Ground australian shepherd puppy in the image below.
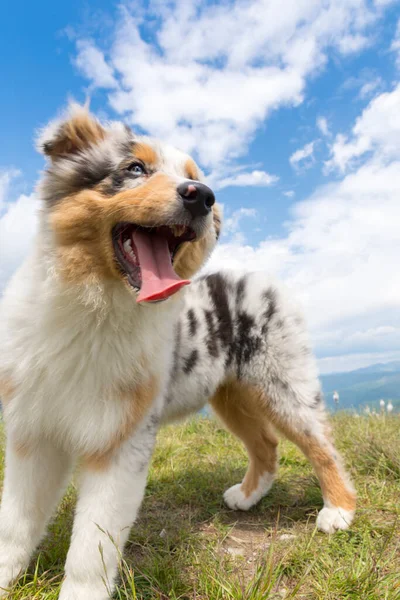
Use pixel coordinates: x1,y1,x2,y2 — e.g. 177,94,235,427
0,106,355,599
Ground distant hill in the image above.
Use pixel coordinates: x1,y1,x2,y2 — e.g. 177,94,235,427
321,361,400,412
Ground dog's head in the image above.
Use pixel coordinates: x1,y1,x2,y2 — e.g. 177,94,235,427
37,105,221,303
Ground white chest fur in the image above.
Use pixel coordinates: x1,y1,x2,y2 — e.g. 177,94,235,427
0,256,180,457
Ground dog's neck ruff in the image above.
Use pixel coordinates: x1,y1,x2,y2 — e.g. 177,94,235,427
0,236,183,457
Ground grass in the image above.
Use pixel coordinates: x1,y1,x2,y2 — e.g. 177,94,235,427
0,414,399,599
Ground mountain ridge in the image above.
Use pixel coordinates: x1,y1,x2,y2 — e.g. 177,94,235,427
320,360,400,412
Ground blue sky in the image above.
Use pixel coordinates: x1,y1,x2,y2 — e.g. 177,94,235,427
1,0,400,373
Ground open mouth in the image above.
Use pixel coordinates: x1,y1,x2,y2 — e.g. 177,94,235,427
112,223,197,303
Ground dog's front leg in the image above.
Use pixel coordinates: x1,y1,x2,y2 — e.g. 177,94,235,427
0,436,72,596
59,409,159,600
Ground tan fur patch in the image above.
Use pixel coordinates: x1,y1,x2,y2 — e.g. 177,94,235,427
173,232,214,280
83,376,159,470
184,158,200,181
44,113,106,160
133,142,159,168
288,431,356,510
0,378,15,405
212,203,222,240
210,381,278,498
262,393,356,511
50,174,177,286
14,440,32,458
173,204,221,279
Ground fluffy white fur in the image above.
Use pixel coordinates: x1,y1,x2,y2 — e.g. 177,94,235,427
316,506,355,534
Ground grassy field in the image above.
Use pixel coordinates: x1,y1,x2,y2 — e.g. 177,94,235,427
0,414,399,599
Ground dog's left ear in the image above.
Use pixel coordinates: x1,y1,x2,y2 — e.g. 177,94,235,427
37,104,106,161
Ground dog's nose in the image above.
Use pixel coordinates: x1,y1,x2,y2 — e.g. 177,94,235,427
177,181,215,218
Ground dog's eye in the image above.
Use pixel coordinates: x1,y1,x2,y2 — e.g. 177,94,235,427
126,162,146,176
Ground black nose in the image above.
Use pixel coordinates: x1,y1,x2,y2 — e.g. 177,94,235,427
177,181,215,218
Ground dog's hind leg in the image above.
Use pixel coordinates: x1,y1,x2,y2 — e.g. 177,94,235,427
211,375,356,533
269,400,356,533
240,377,356,533
210,381,279,511
0,436,71,595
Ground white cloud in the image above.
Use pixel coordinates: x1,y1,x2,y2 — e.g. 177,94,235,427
0,192,39,291
340,70,384,99
74,40,117,89
0,169,21,212
224,207,257,232
318,350,400,374
216,170,278,190
391,18,400,68
74,0,392,170
326,84,400,172
316,116,330,137
0,167,39,291
337,34,370,55
358,77,383,99
283,190,295,198
289,140,316,170
374,0,399,5
206,157,400,367
222,207,257,244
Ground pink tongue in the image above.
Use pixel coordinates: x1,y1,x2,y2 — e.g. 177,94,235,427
132,230,190,303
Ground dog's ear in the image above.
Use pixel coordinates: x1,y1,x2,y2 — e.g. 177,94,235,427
37,104,106,161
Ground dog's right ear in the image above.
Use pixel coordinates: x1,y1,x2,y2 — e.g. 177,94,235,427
37,104,106,161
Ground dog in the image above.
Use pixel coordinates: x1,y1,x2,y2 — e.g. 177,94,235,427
0,106,356,600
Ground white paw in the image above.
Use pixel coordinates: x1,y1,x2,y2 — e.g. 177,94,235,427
0,564,20,597
224,473,274,511
316,507,354,534
59,580,110,600
0,558,27,597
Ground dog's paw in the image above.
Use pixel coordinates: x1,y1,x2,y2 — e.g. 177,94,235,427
316,507,354,534
0,564,20,597
223,473,274,511
59,580,110,600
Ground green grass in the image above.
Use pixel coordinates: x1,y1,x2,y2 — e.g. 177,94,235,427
1,414,399,599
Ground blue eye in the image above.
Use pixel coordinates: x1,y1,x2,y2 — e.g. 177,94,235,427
127,162,146,176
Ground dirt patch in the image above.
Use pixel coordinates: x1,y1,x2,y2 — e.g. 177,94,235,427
199,520,270,580
222,523,271,555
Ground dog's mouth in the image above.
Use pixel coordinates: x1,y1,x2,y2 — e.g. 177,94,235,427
112,223,197,303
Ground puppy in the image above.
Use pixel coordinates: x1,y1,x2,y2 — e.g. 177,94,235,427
0,106,355,599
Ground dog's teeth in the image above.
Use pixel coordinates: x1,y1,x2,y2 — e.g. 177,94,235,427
123,239,132,253
123,239,137,262
172,225,186,237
